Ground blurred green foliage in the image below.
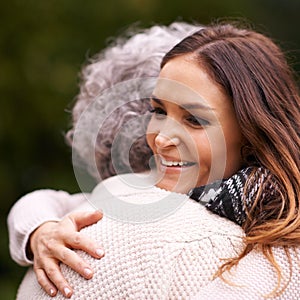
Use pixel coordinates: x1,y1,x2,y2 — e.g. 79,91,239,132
1,0,299,298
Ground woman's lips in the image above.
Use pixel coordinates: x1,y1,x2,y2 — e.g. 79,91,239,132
160,157,196,168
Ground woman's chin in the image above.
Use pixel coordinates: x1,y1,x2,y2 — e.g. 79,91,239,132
155,177,193,194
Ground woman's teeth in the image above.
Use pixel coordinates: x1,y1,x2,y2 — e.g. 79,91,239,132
161,158,192,167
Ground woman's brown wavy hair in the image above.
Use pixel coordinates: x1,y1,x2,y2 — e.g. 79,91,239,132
161,23,300,295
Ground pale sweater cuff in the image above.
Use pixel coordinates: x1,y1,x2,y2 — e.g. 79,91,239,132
7,189,86,266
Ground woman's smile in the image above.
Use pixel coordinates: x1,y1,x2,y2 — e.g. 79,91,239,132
160,157,196,168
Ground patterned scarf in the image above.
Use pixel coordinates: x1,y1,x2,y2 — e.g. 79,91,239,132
188,167,272,226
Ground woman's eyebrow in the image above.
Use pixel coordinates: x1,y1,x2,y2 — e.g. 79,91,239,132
180,103,214,111
151,95,213,111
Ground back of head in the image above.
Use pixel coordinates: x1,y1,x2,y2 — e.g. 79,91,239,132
67,22,200,180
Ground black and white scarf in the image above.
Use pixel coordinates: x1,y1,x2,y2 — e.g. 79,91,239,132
188,167,273,226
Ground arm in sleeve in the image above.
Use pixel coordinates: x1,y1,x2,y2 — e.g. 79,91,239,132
7,189,87,266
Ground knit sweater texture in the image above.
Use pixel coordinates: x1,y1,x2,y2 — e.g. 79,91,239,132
10,174,300,299
15,174,244,299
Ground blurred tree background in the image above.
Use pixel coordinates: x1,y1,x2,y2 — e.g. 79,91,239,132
0,0,299,298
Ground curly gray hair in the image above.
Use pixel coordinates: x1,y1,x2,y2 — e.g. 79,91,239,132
67,22,200,181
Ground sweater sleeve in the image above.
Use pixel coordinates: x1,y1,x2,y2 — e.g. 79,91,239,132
7,189,87,266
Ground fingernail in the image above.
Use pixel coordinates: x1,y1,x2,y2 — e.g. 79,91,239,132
49,288,55,296
96,248,104,257
84,268,93,277
64,287,72,297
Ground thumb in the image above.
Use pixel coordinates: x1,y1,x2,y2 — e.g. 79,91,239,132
68,210,103,230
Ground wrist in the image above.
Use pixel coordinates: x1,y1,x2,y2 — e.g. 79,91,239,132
27,221,58,260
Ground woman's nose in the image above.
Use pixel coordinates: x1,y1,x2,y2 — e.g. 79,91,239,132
154,132,180,149
148,115,182,149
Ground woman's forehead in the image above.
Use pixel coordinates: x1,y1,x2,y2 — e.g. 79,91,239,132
153,78,213,110
156,56,232,115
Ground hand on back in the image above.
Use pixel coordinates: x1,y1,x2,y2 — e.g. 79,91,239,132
29,210,104,298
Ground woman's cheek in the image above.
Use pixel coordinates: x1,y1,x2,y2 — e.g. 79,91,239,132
146,119,158,150
199,127,228,180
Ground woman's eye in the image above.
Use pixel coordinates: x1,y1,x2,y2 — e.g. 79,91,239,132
149,107,166,119
186,115,209,127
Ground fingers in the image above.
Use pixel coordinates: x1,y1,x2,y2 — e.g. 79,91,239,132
65,210,105,258
30,211,105,297
68,210,103,230
64,231,105,259
35,268,57,297
47,244,97,280
34,263,73,298
35,244,103,298
34,241,102,298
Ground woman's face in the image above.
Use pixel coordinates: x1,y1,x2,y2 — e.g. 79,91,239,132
146,55,244,193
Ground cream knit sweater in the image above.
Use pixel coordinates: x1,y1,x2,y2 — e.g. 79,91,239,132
10,174,300,299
